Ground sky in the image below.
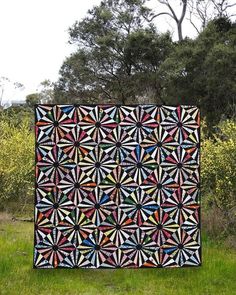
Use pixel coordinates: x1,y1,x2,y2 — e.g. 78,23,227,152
0,0,226,103
0,0,102,103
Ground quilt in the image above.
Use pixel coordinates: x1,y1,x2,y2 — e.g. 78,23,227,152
34,105,201,268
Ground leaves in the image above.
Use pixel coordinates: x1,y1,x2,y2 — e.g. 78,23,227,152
0,112,34,211
55,0,173,104
160,17,236,128
201,120,236,211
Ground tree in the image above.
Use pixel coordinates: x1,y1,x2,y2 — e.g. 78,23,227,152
145,0,236,40
188,0,213,33
37,79,54,104
54,0,173,104
26,79,54,108
26,93,41,108
187,0,236,34
55,0,236,129
159,17,236,128
211,0,236,18
150,0,188,41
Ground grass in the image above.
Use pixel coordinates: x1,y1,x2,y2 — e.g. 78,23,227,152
0,220,236,295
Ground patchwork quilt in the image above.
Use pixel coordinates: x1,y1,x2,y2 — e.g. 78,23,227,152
34,105,201,268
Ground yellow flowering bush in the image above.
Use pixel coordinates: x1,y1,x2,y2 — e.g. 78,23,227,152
201,120,236,236
0,112,34,212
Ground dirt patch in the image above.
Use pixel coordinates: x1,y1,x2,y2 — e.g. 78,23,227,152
0,211,12,222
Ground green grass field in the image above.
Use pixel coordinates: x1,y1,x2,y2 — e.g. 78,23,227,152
0,220,236,295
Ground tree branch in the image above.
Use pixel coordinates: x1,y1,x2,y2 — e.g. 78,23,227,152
188,8,201,34
145,12,174,22
179,0,187,24
158,0,187,41
159,1,179,23
225,3,236,9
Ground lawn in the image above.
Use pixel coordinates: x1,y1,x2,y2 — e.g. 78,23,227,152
0,219,236,295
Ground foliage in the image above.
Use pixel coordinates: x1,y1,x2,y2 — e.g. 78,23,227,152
0,106,34,127
201,119,236,235
54,0,173,104
26,93,41,108
38,79,54,103
0,110,34,212
55,0,236,128
160,17,236,127
26,79,54,108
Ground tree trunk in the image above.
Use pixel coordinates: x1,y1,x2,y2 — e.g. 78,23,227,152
178,23,183,41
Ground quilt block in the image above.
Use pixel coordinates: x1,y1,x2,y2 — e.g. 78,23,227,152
34,105,201,268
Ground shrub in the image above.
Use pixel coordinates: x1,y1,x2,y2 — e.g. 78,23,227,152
201,119,236,236
0,111,34,213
